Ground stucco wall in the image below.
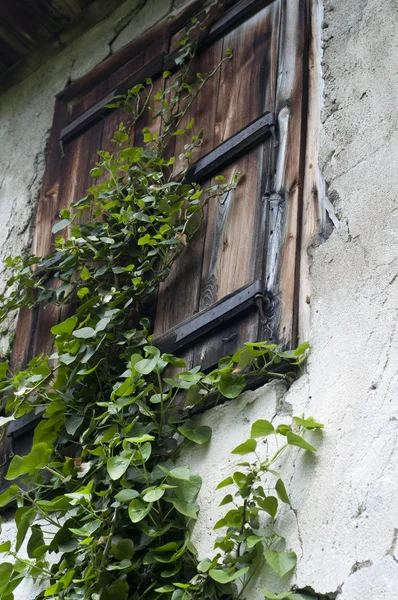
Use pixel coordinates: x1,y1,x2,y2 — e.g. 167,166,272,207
1,0,398,598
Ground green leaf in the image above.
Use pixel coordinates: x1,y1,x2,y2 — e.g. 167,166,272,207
77,286,90,299
51,316,78,335
231,438,257,455
107,454,132,480
257,495,278,518
142,487,165,502
73,326,96,339
90,167,104,178
286,432,317,452
178,424,212,445
209,566,250,583
251,419,274,438
114,489,140,502
27,525,44,558
0,563,13,585
218,375,246,398
107,579,129,600
15,507,35,552
80,266,90,280
0,484,18,508
65,414,84,436
128,499,153,523
275,479,290,505
52,219,71,234
219,494,233,506
264,549,297,578
160,466,191,480
0,541,11,553
174,475,202,503
293,416,324,429
110,539,134,560
6,443,52,480
172,499,199,519
134,346,160,374
197,558,212,573
126,434,155,443
216,476,234,490
246,535,265,548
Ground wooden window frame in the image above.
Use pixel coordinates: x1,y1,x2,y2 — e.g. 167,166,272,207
1,0,313,482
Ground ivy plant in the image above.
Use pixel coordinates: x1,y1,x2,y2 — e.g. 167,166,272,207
0,4,323,599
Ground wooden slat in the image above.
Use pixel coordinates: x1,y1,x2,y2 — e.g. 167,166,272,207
60,53,166,145
153,38,225,337
198,147,264,307
163,0,275,72
186,112,275,183
213,1,280,145
270,0,309,348
171,37,224,174
154,280,261,353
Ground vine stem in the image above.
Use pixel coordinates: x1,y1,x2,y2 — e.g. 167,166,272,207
100,507,118,571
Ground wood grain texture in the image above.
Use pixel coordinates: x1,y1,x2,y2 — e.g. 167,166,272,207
214,1,280,145
173,38,224,171
155,0,281,367
199,148,263,308
271,0,309,348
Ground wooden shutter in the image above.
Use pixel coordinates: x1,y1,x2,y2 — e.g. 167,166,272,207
152,0,309,369
1,0,309,478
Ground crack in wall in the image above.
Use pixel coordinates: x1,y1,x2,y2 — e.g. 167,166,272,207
0,160,11,191
386,528,398,563
293,585,341,599
349,560,373,574
106,0,149,59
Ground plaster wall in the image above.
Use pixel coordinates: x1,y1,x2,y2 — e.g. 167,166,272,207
0,0,398,598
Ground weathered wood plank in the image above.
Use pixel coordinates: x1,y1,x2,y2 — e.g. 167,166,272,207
154,280,261,353
185,112,275,183
199,147,263,308
271,0,309,348
192,308,259,370
213,0,280,144
153,39,224,336
152,206,207,337
171,37,224,174
61,53,166,145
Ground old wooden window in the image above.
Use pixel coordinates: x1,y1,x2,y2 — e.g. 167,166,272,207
1,0,309,481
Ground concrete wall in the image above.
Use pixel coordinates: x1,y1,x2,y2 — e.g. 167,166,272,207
1,0,398,598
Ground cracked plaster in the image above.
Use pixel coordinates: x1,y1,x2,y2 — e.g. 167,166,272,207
0,0,398,598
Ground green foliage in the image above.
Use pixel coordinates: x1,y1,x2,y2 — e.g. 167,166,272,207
0,5,322,599
198,417,323,599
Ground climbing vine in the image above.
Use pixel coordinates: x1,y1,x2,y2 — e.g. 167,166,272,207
0,6,322,600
